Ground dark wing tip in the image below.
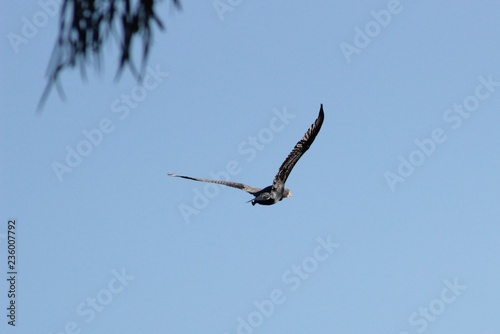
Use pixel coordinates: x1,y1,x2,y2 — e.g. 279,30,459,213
312,104,324,133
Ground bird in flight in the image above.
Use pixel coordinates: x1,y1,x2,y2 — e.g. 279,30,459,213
168,104,325,206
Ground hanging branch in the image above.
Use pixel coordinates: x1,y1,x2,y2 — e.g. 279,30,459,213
38,0,181,112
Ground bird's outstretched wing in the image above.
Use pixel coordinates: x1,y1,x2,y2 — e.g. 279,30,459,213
168,173,263,195
272,104,324,189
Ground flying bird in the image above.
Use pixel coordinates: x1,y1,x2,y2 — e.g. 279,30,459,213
168,104,325,206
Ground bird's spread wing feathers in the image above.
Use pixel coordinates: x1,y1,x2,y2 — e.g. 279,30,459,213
168,104,324,202
168,173,262,195
272,104,324,189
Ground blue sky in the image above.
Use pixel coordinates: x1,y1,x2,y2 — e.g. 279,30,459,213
1,0,500,333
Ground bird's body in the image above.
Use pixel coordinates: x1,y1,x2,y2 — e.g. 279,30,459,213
169,104,324,206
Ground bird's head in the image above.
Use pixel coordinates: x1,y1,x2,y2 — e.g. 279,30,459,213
283,188,292,198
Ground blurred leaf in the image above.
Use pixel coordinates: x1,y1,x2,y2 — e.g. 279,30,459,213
38,0,181,112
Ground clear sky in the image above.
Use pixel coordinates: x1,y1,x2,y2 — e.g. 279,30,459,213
1,0,500,333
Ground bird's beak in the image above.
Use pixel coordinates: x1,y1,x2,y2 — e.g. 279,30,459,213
287,191,292,198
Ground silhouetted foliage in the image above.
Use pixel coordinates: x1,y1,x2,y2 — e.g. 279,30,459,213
39,0,181,111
